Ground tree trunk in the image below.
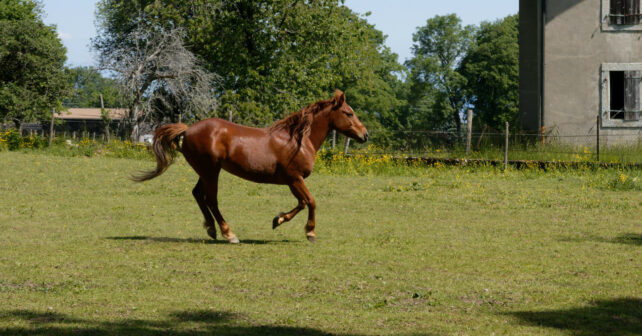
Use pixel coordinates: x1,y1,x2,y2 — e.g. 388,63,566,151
13,118,22,133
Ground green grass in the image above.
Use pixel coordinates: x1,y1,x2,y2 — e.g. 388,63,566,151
0,151,640,335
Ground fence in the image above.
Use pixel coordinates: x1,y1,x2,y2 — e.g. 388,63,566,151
3,120,642,166
330,122,642,166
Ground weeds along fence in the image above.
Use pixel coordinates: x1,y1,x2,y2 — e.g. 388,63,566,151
2,123,641,167
331,123,642,167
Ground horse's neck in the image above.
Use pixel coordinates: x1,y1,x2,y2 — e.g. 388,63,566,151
307,109,332,152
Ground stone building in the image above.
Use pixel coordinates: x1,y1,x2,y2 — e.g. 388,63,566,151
519,0,642,144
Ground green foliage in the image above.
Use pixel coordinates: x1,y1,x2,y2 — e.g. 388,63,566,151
65,66,124,108
460,15,519,131
404,14,475,132
0,129,46,150
0,0,40,21
94,0,404,129
605,172,641,191
0,0,71,128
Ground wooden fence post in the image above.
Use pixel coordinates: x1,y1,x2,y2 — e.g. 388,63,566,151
504,122,509,171
344,137,351,155
466,109,473,156
49,108,55,147
331,130,336,150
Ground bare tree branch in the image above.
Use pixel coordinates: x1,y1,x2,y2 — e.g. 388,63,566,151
96,24,219,140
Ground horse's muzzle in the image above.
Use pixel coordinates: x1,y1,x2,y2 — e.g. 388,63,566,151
358,131,369,143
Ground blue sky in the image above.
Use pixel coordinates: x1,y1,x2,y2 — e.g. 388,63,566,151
41,0,518,67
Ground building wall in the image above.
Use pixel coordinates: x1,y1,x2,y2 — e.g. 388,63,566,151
543,0,642,144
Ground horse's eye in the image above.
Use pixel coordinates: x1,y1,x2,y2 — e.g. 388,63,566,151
343,111,354,117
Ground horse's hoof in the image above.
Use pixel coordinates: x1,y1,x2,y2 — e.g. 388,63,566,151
206,227,217,240
306,236,316,244
273,213,286,229
227,236,240,244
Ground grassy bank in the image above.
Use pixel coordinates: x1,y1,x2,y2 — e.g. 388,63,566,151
0,151,640,335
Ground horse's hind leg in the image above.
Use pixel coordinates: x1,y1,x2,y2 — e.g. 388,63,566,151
192,178,217,240
202,168,239,244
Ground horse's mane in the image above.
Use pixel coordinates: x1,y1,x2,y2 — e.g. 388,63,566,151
269,98,333,150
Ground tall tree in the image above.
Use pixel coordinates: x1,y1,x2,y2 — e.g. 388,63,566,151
93,0,404,137
459,15,519,132
405,14,474,133
0,0,71,129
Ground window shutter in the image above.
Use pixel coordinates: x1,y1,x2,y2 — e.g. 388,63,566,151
624,71,640,121
611,0,625,25
624,0,640,25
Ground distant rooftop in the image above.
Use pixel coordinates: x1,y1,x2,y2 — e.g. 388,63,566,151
58,108,127,120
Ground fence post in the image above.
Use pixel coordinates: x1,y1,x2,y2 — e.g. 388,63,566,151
344,137,351,155
331,130,336,150
595,113,600,162
49,108,55,147
466,109,473,156
72,131,76,140
504,122,509,171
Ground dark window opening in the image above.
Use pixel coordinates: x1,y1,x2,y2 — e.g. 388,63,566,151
610,70,641,121
610,0,641,25
610,71,625,119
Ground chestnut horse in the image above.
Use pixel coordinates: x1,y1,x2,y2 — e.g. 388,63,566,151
133,90,368,243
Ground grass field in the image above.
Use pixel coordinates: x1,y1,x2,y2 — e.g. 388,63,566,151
0,151,640,335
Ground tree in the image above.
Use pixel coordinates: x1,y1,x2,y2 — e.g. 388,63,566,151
93,0,405,137
459,15,519,132
93,24,217,139
405,14,474,133
0,0,71,129
65,66,124,108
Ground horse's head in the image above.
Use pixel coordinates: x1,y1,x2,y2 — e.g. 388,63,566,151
328,90,369,143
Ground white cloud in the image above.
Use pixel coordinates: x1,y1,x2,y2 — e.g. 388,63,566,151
57,32,72,40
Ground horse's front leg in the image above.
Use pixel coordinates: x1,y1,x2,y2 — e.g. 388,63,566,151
273,177,316,243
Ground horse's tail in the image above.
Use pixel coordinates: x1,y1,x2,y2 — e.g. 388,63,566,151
131,123,189,182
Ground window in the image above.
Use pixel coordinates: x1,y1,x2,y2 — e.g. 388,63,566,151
609,71,640,121
610,0,640,25
602,0,642,30
601,64,642,127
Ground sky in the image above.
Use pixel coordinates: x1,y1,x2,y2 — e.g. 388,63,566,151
40,0,519,67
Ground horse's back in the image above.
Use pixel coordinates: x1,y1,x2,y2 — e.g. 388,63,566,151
182,118,286,183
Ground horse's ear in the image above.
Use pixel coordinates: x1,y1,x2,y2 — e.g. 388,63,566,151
333,89,345,106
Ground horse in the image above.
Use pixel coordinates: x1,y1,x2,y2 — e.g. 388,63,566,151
132,90,368,243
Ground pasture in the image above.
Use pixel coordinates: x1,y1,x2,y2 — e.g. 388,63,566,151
0,151,640,335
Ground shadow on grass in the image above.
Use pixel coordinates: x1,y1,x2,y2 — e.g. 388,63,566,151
610,233,642,246
507,297,642,336
558,233,642,247
0,309,353,335
106,236,294,245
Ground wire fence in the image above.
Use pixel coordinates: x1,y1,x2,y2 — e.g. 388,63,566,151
4,121,642,166
330,124,642,166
